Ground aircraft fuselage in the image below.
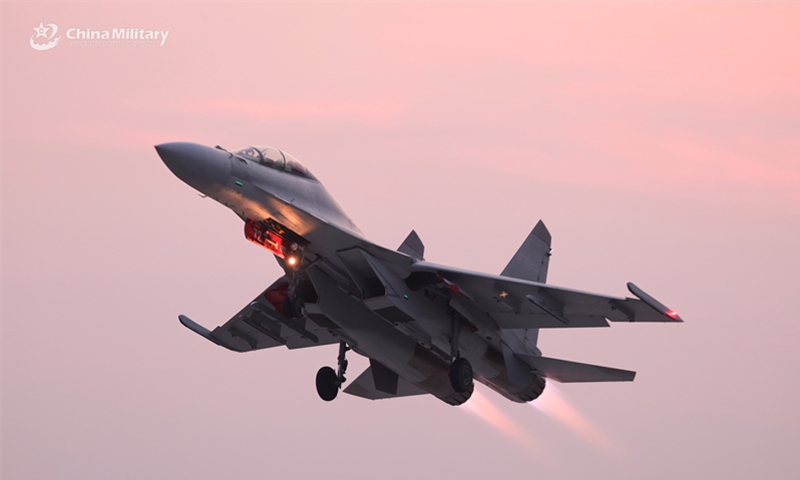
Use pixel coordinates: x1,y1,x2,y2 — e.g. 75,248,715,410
157,142,547,404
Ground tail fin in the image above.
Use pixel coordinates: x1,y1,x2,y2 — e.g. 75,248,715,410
398,230,424,260
501,220,551,283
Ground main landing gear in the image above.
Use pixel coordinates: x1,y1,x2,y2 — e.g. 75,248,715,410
316,341,349,401
448,312,474,393
449,357,473,393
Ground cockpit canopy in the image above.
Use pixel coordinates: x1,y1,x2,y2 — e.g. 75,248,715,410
232,146,316,180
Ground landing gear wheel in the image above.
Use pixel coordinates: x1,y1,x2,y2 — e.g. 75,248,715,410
316,366,339,401
293,297,306,319
282,297,306,320
282,297,295,319
449,357,473,393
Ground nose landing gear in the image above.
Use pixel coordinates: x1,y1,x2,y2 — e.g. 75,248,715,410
316,341,350,401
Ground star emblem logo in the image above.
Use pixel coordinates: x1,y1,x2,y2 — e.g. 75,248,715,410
29,22,61,51
33,22,50,38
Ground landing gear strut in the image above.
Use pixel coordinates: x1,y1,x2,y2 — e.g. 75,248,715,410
282,296,305,320
282,267,307,320
316,341,349,401
448,312,473,393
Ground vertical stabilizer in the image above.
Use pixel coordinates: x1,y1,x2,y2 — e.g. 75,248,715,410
398,230,424,260
501,220,551,283
501,221,551,352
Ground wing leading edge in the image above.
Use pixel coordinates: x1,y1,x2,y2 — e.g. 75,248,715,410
178,276,340,352
410,261,683,329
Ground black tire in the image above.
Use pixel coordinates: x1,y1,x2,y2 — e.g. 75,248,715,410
316,366,339,401
293,297,306,319
449,357,473,393
282,298,294,319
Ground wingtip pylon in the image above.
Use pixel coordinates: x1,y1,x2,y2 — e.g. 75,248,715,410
179,314,224,345
627,282,684,322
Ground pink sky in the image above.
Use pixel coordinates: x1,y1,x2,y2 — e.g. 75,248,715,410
3,2,799,479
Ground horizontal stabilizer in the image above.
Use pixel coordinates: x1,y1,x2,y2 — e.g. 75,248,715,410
344,366,427,400
519,354,636,383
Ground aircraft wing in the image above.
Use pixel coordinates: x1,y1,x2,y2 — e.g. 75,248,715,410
178,276,340,352
410,261,683,329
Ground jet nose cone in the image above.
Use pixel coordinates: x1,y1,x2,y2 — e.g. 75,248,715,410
156,142,231,194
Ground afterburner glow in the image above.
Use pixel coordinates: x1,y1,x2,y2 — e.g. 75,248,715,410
461,389,542,453
530,383,607,447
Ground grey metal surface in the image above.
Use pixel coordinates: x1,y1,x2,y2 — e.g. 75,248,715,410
158,141,682,405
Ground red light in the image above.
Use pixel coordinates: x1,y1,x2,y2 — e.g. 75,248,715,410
437,276,474,301
666,310,679,319
244,219,285,258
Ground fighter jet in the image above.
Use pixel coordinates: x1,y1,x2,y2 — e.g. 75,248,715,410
156,142,682,406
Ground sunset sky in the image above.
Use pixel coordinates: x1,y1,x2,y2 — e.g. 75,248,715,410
3,2,799,479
